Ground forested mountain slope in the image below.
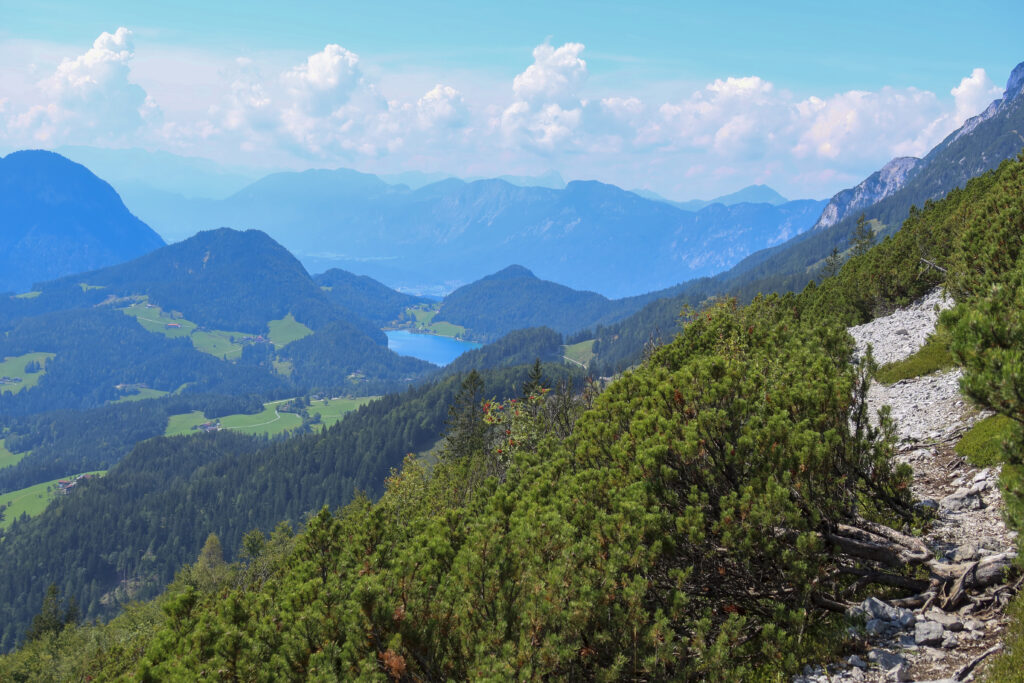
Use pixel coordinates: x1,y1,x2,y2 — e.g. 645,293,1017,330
0,360,580,652
313,268,428,326
585,62,1024,376
40,228,357,334
0,150,165,294
436,266,636,340
6,141,1024,681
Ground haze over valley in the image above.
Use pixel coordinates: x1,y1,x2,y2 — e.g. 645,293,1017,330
2,3,1024,680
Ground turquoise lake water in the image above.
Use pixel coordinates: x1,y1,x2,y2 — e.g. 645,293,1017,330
385,330,482,366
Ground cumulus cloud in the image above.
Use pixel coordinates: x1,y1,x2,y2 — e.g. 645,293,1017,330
283,44,364,116
500,42,590,150
512,42,587,104
657,76,783,157
6,27,153,144
0,29,1008,201
951,68,1001,126
417,85,468,129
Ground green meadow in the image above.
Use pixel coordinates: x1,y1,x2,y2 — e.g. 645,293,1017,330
0,472,105,529
562,339,595,367
0,352,56,394
120,302,251,360
267,314,313,346
404,304,467,338
0,439,28,471
307,396,376,427
112,387,171,403
166,396,377,437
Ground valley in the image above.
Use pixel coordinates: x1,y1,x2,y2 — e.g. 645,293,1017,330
0,24,1023,680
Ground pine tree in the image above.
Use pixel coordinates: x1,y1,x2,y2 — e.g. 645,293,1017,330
521,358,547,397
25,584,63,642
850,213,876,258
442,370,488,460
822,247,842,278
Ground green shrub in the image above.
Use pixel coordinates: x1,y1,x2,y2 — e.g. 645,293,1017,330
984,591,1024,682
956,415,1018,467
875,326,955,384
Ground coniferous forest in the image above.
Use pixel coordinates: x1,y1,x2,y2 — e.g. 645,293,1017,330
3,15,1024,681
2,148,1023,679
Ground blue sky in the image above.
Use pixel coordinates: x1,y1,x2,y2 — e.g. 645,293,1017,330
1,0,1022,199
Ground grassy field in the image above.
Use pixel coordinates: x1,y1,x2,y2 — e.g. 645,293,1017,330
0,352,56,395
166,402,302,437
404,304,467,338
121,302,251,360
562,340,595,367
267,314,313,347
166,396,378,437
78,283,105,292
12,291,40,299
112,387,170,403
0,472,105,529
307,396,376,428
0,439,28,471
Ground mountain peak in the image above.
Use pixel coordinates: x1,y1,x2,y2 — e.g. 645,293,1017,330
711,184,788,206
483,265,538,281
1005,61,1024,99
0,150,166,292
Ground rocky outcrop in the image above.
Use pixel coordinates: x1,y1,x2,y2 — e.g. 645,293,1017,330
811,60,1024,236
952,61,1024,144
814,157,921,231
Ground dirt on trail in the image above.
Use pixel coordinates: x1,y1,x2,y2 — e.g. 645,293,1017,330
794,290,1019,683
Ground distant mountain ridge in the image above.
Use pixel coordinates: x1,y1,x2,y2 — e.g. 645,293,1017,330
812,61,1024,233
633,184,789,211
121,170,825,298
0,150,166,293
584,59,1024,376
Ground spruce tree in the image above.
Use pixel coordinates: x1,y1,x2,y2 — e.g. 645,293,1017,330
850,213,876,258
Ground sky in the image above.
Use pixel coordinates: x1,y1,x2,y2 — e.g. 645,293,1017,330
1,0,1022,200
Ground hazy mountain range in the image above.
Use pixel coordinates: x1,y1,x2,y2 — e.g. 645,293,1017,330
0,151,165,293
110,169,825,298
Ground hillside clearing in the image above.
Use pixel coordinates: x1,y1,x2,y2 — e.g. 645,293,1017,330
267,314,313,346
562,339,595,366
0,440,28,471
165,396,378,437
0,472,105,529
120,301,252,360
401,304,468,338
0,352,56,395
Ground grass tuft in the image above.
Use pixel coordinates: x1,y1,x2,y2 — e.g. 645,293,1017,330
984,591,1024,681
875,326,955,384
956,414,1018,467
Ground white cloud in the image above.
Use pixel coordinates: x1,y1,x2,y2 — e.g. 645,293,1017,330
283,44,363,116
792,87,944,161
657,76,785,157
6,27,153,144
512,42,587,105
417,84,468,129
0,30,1009,201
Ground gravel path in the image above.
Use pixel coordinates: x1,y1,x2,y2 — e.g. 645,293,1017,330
794,290,1018,683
